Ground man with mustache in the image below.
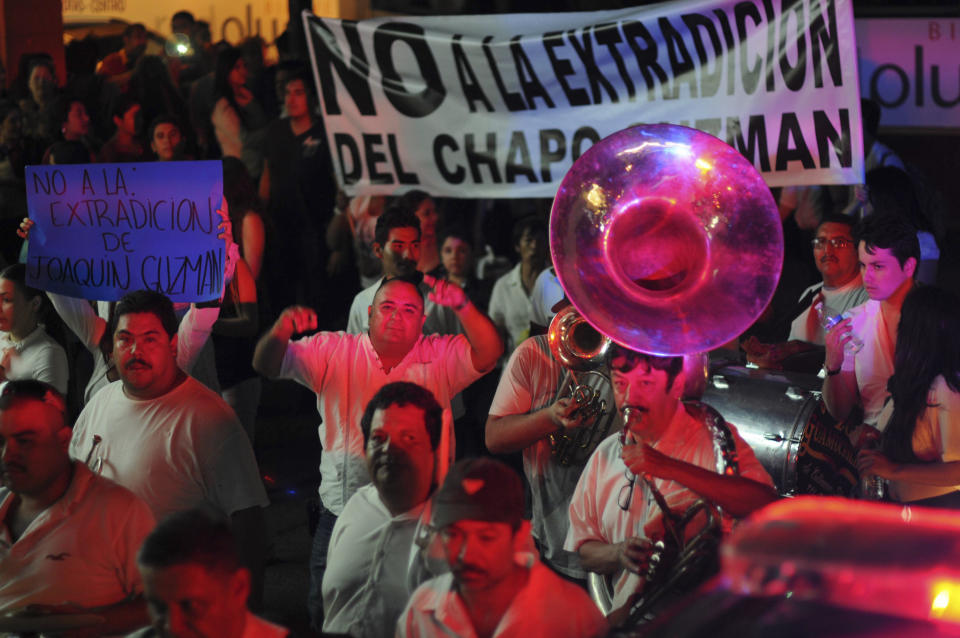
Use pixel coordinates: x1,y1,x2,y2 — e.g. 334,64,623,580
823,213,919,430
254,273,501,630
321,382,441,638
743,214,867,369
398,457,606,638
565,346,776,624
346,204,458,335
69,290,269,606
0,380,154,633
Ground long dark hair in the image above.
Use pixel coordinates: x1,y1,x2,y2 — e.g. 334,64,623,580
213,46,245,126
882,286,960,463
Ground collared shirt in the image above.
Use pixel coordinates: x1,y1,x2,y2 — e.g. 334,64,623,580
323,484,427,638
788,275,869,345
0,325,68,394
0,463,155,611
279,331,483,514
564,403,774,610
68,378,268,521
840,299,895,426
397,560,607,638
489,264,540,356
346,278,460,336
488,335,620,579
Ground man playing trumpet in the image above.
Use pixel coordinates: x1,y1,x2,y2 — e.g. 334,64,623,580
565,344,776,621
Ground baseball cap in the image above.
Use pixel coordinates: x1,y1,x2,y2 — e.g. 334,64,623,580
431,457,524,529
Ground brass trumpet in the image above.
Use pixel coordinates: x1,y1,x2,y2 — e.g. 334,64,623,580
546,305,617,467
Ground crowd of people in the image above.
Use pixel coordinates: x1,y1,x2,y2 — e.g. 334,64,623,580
0,8,956,638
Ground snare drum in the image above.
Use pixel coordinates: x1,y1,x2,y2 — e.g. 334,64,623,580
701,367,858,497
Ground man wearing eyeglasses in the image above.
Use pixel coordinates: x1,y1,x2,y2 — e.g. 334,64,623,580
742,214,867,370
565,348,776,623
0,380,155,634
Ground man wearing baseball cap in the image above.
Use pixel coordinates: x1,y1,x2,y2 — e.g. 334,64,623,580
397,457,606,638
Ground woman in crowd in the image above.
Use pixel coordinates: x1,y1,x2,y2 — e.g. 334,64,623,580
212,157,262,440
40,94,95,164
858,286,960,507
0,263,68,394
16,57,57,148
438,225,490,313
211,46,267,178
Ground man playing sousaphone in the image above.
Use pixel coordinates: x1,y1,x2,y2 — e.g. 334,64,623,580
565,344,777,624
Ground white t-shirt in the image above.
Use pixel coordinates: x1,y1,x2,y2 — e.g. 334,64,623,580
788,276,869,345
397,559,607,638
488,264,540,356
879,375,960,503
279,331,483,514
0,325,68,394
323,484,427,638
69,377,268,521
564,403,773,610
488,335,620,578
528,267,563,329
840,299,895,426
345,278,460,336
0,463,155,612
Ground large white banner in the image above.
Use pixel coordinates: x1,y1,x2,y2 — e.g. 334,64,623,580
856,18,960,129
305,0,862,198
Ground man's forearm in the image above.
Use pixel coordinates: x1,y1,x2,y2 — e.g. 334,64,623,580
822,370,858,422
578,540,622,575
252,324,291,378
656,459,777,518
457,302,503,372
485,410,556,454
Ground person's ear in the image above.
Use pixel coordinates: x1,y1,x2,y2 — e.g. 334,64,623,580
230,567,251,606
372,242,384,260
169,333,178,357
367,305,373,320
904,256,917,279
512,520,533,553
56,425,71,451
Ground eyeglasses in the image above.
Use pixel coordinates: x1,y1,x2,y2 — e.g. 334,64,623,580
617,467,637,511
811,237,854,250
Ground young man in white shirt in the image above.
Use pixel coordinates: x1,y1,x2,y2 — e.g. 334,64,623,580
398,457,607,638
322,381,441,638
823,214,919,431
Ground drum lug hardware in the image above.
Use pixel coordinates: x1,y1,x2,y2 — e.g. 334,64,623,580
763,432,784,442
711,375,730,390
784,386,806,401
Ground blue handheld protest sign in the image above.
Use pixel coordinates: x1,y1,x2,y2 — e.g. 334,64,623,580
24,161,225,303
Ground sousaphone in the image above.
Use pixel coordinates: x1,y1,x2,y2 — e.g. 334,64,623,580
550,124,783,624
